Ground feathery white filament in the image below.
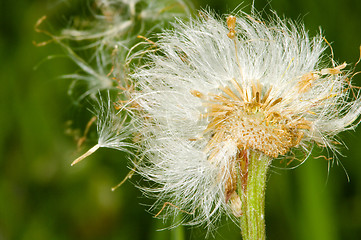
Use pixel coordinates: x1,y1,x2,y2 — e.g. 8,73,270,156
71,92,133,166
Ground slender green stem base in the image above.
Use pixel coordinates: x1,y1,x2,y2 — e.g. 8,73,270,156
240,150,272,240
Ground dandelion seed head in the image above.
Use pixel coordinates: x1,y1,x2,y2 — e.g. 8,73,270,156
132,9,361,228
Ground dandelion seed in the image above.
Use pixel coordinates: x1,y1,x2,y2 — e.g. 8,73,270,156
72,92,134,166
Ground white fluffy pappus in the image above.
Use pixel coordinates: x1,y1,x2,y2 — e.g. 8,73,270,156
131,10,361,228
71,92,134,166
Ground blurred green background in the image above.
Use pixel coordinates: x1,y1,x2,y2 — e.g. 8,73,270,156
1,0,361,239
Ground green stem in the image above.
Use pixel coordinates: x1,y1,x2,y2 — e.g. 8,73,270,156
240,150,272,240
171,214,185,240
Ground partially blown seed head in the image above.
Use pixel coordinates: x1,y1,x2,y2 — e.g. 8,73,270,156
131,10,361,228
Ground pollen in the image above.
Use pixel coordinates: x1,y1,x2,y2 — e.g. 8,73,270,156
194,81,310,158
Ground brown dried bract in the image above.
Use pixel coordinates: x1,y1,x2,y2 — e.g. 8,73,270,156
227,15,237,39
297,62,347,94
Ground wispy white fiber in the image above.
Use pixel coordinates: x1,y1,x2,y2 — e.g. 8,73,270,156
72,92,134,166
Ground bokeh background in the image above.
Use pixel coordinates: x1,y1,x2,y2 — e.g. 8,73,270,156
1,0,361,239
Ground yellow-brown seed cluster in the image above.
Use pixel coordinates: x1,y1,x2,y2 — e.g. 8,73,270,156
191,79,310,159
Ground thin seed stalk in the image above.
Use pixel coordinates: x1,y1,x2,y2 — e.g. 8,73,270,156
240,150,272,240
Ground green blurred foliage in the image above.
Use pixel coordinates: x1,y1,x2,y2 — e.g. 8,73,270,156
0,0,360,239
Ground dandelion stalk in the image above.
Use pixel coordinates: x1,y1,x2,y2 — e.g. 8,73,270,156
239,150,271,240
